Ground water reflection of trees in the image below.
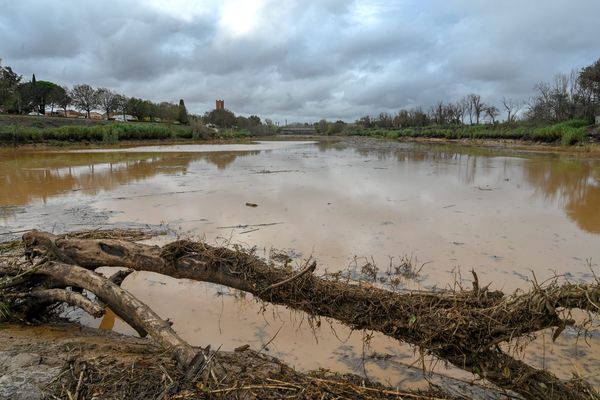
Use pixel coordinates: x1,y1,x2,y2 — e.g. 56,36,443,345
201,151,259,170
414,149,600,234
321,141,600,234
342,143,499,186
523,158,600,234
0,150,258,211
1,152,186,207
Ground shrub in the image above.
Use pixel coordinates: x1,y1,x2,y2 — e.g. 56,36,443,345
560,127,587,145
190,120,216,139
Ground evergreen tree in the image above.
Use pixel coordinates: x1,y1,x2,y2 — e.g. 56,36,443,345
178,99,189,124
0,60,22,112
31,74,38,113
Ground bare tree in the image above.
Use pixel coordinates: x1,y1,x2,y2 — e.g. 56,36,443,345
412,107,429,126
443,102,461,124
467,94,485,124
502,97,523,123
485,105,500,124
527,82,553,121
552,73,570,121
58,86,71,117
393,110,409,127
96,88,118,119
113,94,129,121
71,84,98,118
374,112,393,128
462,96,473,124
430,101,446,125
455,101,466,124
527,74,579,122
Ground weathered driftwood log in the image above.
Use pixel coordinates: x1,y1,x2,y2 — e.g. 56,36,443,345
10,288,104,318
23,231,600,399
33,260,198,367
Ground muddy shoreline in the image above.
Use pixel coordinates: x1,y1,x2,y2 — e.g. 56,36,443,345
337,135,600,158
0,137,259,150
0,321,498,400
2,134,600,157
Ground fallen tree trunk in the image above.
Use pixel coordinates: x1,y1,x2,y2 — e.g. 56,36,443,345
10,288,104,318
22,231,600,399
28,260,198,367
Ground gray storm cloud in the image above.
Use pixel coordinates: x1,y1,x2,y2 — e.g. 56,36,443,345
1,0,599,122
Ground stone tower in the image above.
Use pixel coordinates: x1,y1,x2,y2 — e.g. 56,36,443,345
216,99,225,110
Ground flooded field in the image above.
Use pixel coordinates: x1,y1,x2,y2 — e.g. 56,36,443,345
2,138,600,389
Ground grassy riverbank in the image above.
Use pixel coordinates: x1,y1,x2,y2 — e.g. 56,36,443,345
0,115,253,144
2,114,597,147
347,119,594,146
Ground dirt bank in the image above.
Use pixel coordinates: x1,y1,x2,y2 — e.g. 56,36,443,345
332,135,600,158
0,322,465,400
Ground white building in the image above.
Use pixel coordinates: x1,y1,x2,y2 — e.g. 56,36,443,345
109,114,137,122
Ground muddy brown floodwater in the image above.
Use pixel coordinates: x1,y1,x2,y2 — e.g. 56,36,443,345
2,138,600,390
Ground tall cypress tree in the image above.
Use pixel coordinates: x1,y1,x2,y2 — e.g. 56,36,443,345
178,99,189,125
31,74,40,113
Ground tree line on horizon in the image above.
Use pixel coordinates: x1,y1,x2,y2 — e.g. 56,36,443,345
0,59,275,133
314,57,600,134
2,57,599,134
0,64,189,124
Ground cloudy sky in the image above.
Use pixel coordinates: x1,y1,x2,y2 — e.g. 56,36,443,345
1,0,599,122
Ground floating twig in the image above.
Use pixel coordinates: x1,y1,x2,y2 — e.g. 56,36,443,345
216,222,283,229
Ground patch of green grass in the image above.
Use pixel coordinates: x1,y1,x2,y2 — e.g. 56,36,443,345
0,122,194,143
0,120,264,144
216,128,252,139
530,121,588,144
560,127,587,145
347,119,589,146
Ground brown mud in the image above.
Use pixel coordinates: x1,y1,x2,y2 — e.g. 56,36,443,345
334,135,600,158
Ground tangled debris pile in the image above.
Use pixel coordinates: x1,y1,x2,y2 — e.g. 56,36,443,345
1,322,460,400
2,229,600,399
51,346,458,400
